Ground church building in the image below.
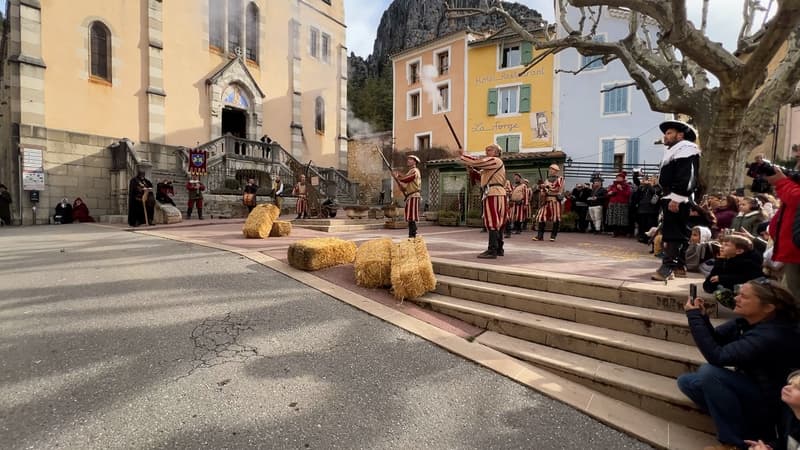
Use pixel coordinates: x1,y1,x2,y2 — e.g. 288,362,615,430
0,0,348,224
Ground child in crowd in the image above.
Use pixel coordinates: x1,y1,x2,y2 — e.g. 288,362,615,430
731,197,765,235
745,369,800,450
703,234,764,295
686,226,713,273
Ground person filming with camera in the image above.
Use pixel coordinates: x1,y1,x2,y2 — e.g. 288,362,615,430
762,142,800,299
679,278,800,450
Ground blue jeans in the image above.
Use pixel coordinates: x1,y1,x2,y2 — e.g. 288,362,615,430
677,364,773,448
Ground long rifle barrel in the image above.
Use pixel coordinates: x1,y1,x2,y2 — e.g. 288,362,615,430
443,114,462,150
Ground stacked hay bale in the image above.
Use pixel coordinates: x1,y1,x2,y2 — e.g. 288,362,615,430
288,237,357,271
354,238,392,288
242,204,281,238
269,220,292,237
390,237,436,301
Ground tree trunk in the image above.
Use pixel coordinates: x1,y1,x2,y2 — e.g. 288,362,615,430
697,97,750,195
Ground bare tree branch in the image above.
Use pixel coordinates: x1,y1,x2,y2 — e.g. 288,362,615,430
701,0,710,34
739,0,800,93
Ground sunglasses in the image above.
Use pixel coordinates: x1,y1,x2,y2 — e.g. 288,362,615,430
742,277,780,300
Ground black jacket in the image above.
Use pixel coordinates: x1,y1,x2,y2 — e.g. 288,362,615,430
702,250,764,293
658,144,700,199
587,187,607,207
686,311,800,416
571,187,591,207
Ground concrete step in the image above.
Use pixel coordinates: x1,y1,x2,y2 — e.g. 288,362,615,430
431,258,718,317
435,275,723,346
416,293,705,378
475,331,714,434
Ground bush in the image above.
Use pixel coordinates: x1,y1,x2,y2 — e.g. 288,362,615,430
560,211,578,231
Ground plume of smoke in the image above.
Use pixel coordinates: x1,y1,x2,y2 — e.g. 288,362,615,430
420,64,443,111
347,105,376,137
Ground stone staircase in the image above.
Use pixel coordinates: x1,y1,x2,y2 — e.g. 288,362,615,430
413,259,719,440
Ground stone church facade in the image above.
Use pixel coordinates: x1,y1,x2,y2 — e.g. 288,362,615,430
0,0,348,224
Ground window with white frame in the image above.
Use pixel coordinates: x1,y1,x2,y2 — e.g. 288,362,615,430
436,82,450,113
415,133,431,151
498,86,519,115
581,35,606,70
500,44,521,68
310,27,319,58
603,83,629,115
408,90,421,119
407,60,420,84
435,49,450,75
321,33,331,63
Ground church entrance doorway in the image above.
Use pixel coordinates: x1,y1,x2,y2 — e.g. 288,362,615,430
222,106,247,138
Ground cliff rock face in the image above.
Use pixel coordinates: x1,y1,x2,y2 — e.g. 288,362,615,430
366,0,543,75
347,0,543,132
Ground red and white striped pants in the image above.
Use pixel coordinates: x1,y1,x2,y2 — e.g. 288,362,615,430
405,196,420,222
483,195,506,231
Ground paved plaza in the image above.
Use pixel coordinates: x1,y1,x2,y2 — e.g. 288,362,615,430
0,224,653,449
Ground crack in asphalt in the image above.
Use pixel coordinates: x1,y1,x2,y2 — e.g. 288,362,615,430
179,313,263,378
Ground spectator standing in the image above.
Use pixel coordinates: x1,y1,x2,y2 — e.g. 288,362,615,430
632,173,661,242
747,154,773,194
606,171,632,237
587,177,607,234
571,183,591,233
0,183,12,226
765,164,800,300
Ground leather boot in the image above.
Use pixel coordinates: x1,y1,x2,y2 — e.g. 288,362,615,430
497,231,505,256
522,220,528,232
550,221,560,241
408,221,417,238
198,208,204,220
532,222,545,241
503,224,511,239
513,221,521,234
478,231,498,259
187,207,193,219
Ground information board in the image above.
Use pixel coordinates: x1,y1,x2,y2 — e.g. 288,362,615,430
22,148,45,191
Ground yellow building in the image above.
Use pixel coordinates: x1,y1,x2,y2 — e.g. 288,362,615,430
0,0,348,224
465,28,555,153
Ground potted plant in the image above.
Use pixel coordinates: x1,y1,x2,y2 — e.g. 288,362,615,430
438,210,459,227
343,204,370,219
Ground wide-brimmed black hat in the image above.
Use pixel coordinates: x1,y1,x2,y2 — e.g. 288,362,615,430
659,120,697,142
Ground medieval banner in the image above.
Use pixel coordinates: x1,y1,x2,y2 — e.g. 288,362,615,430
188,149,208,176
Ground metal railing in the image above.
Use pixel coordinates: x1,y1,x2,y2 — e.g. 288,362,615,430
563,162,661,181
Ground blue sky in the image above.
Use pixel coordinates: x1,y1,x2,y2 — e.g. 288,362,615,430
344,0,752,58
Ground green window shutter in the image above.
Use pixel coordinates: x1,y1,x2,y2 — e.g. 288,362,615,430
519,84,531,113
487,88,498,116
521,41,533,65
508,135,521,153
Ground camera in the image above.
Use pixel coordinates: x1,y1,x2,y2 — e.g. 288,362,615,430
754,159,800,180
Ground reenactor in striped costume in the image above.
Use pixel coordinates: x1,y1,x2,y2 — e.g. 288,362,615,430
292,174,308,219
510,173,527,234
503,179,513,238
395,155,422,238
459,144,507,259
522,178,532,232
532,164,565,242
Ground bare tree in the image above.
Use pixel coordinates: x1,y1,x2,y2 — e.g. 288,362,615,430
445,0,800,192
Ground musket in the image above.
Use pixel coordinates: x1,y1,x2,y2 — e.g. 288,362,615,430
374,146,404,187
444,113,480,183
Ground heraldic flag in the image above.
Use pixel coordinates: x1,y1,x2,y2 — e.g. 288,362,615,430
189,149,208,176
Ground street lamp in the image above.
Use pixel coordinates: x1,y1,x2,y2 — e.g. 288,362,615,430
566,157,573,167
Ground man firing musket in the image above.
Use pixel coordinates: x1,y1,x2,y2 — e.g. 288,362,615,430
457,144,507,259
394,155,422,238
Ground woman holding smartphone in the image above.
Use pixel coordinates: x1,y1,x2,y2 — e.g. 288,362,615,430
678,278,800,450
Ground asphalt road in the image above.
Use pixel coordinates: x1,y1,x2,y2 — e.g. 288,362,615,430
0,224,652,449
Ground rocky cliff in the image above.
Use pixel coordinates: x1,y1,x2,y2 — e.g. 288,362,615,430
348,0,543,132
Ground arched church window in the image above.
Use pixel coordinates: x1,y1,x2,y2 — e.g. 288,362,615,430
209,0,225,49
228,0,243,53
246,3,259,63
90,21,112,82
315,97,325,134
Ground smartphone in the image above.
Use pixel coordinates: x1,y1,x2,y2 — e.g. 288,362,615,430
689,284,697,305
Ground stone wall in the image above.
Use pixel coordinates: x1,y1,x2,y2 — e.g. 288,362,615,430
202,194,297,219
347,132,391,205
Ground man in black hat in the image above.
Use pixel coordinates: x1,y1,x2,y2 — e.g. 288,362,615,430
652,120,701,281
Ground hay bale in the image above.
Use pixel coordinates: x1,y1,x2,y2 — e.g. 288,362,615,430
390,237,437,301
288,237,357,271
354,238,393,288
269,220,292,237
242,204,280,238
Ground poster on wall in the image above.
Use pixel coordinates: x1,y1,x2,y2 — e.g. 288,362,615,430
531,112,550,140
22,148,45,191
